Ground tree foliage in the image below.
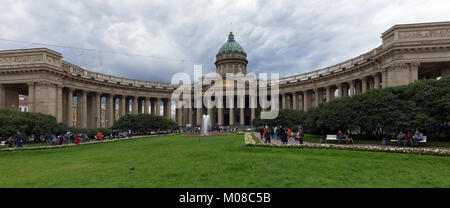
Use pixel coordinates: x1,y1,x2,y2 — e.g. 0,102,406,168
252,109,307,128
111,114,179,132
252,76,450,138
0,108,60,139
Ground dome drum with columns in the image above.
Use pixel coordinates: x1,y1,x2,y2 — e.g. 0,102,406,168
215,31,248,76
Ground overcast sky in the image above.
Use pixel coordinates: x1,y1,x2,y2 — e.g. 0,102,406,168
1,0,449,82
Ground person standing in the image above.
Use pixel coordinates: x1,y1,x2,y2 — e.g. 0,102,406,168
97,131,103,140
16,131,23,148
273,126,278,140
76,133,80,144
279,127,287,144
297,128,304,144
264,126,271,144
44,133,52,146
259,127,264,140
287,128,291,140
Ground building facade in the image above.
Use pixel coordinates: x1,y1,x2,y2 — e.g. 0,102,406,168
1,21,450,128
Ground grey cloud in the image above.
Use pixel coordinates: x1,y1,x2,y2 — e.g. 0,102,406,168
1,0,450,82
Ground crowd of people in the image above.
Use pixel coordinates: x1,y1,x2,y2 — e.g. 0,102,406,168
336,129,354,144
3,131,110,148
390,130,425,147
2,127,428,149
258,126,305,145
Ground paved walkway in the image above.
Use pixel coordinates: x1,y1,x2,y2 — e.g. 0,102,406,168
0,134,175,152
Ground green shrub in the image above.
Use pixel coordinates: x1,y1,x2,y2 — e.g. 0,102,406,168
111,114,179,132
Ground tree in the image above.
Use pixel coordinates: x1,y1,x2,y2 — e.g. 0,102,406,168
301,75,450,138
111,114,179,132
252,109,306,128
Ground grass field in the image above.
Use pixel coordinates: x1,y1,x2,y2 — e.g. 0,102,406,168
0,134,449,188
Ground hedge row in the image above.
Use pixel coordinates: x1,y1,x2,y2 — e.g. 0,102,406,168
253,76,450,138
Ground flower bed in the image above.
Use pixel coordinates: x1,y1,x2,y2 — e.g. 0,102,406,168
244,133,257,145
244,134,450,157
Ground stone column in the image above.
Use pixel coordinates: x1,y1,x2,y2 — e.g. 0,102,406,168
349,81,355,96
196,104,202,127
303,90,308,111
239,96,244,125
218,107,223,126
292,93,298,110
119,95,126,118
229,107,234,126
281,93,286,109
374,74,380,89
81,91,88,128
155,97,161,116
338,84,344,97
314,88,319,107
361,77,368,93
144,97,149,114
382,70,388,88
207,99,213,125
0,84,5,109
95,93,101,128
132,97,138,114
66,88,73,127
176,108,182,125
187,102,192,125
410,62,419,83
251,107,255,123
165,98,172,119
325,87,331,102
56,85,63,123
106,94,114,128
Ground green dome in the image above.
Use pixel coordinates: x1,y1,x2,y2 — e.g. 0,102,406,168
218,32,246,55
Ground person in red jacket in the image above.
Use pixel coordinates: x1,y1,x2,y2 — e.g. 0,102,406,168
76,133,80,144
97,131,102,140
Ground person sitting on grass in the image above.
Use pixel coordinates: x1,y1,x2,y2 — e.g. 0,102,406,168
413,130,424,147
396,130,406,146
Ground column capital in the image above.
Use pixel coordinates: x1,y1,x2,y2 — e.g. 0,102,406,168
410,61,421,67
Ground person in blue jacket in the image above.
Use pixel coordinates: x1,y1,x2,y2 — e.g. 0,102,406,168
16,131,23,148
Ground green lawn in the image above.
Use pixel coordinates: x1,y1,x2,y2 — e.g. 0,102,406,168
0,134,449,188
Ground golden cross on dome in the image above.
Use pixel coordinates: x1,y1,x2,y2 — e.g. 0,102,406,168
230,22,233,35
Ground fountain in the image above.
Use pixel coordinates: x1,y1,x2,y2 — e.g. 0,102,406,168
201,114,211,136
